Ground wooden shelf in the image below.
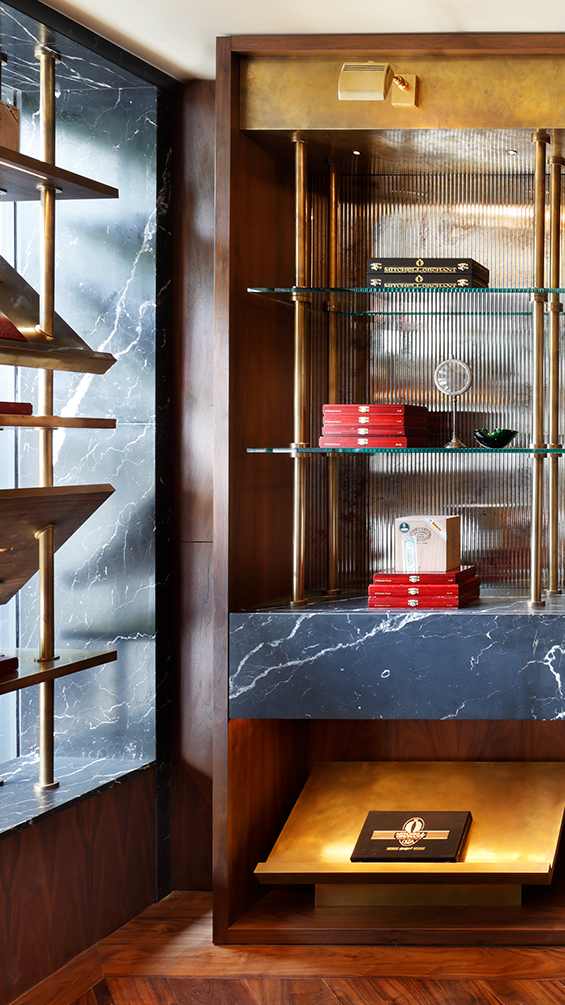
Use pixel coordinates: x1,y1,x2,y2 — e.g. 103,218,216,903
228,881,565,946
0,146,118,201
0,648,117,695
0,415,116,429
0,254,116,374
0,484,114,604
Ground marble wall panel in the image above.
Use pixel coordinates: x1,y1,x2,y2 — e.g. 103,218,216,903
0,39,157,765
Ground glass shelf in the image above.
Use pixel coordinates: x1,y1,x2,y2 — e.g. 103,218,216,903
247,286,565,316
248,447,562,455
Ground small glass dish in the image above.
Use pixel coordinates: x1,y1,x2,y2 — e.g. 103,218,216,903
474,428,518,449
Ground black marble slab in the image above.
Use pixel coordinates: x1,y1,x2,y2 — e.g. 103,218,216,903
0,753,153,838
229,593,565,720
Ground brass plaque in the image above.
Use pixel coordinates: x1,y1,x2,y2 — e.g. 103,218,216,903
241,55,565,132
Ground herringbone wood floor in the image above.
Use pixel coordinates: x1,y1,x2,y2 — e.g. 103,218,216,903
16,892,565,1005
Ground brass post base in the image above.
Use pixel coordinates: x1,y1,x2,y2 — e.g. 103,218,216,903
34,779,59,792
547,589,562,596
444,434,466,449
529,600,546,608
325,588,341,597
289,598,308,608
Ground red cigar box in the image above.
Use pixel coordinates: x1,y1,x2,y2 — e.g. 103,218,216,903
372,566,477,585
369,575,481,597
0,654,19,675
368,590,480,610
0,312,27,341
323,413,427,428
0,401,33,415
319,435,429,448
323,403,428,417
322,424,429,437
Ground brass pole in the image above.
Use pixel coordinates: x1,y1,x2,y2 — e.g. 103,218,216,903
34,524,58,790
530,129,550,607
35,525,56,659
547,154,564,595
327,161,340,595
34,42,60,790
291,137,309,606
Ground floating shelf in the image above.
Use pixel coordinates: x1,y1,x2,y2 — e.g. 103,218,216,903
0,146,118,201
255,761,565,886
0,484,114,603
0,648,118,696
0,415,116,429
0,254,116,373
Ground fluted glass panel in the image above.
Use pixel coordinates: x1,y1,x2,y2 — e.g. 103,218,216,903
307,152,561,590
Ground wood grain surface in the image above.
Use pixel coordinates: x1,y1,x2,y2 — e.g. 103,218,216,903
13,892,565,1005
1,771,155,1005
228,33,565,56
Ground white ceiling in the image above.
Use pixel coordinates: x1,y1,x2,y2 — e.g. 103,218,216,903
39,0,565,81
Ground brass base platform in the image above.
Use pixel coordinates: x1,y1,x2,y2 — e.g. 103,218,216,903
256,761,565,886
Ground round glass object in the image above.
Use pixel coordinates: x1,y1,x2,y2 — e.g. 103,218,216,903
433,358,473,397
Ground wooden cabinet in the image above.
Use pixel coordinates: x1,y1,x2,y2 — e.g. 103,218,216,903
214,33,565,945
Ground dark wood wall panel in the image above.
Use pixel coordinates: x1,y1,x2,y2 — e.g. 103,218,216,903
0,769,155,1005
171,79,216,891
227,719,309,926
308,720,565,765
214,40,297,940
172,540,213,890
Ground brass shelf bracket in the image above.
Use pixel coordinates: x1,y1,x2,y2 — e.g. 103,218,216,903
326,160,340,597
529,129,550,607
547,154,565,596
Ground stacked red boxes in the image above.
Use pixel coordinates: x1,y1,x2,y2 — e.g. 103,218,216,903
368,566,481,609
320,403,429,448
0,401,32,415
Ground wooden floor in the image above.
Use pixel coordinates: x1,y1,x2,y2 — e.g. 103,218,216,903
15,892,565,1005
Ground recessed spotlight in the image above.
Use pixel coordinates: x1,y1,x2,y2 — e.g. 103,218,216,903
507,149,518,156
352,150,362,156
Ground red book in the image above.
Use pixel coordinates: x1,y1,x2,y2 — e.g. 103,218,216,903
372,566,477,585
322,424,429,437
369,576,481,597
0,312,27,341
319,435,429,448
0,655,19,675
323,403,428,417
0,401,33,415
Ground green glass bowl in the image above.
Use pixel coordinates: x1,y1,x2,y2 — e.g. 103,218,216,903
474,428,518,449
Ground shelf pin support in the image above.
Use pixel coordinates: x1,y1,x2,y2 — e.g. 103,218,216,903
34,40,61,791
326,161,340,596
547,152,564,596
530,129,550,607
291,136,309,606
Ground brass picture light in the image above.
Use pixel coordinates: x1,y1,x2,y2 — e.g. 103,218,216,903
338,61,418,106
